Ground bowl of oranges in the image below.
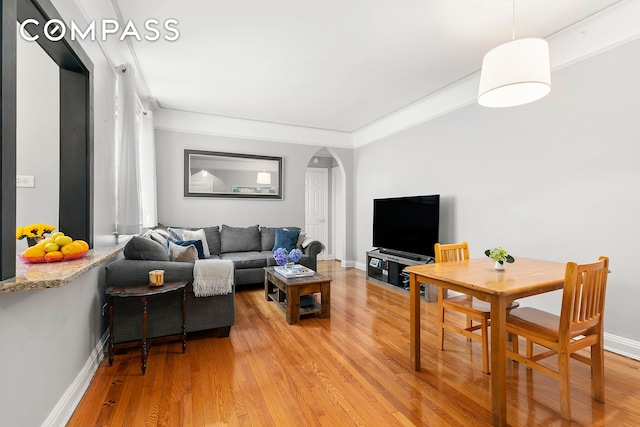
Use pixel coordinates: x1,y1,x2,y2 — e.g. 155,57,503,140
19,232,89,263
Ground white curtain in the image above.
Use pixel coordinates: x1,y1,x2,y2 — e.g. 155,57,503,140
115,64,142,235
138,110,158,228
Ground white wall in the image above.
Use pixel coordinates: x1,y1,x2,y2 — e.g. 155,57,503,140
355,39,640,349
0,0,119,425
155,129,331,228
16,34,60,250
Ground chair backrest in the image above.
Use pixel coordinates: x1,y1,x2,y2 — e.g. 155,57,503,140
434,242,470,263
560,256,609,336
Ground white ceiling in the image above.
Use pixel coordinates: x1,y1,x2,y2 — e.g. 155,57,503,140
115,0,623,133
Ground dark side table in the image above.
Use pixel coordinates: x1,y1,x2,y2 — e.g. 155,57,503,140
106,280,187,374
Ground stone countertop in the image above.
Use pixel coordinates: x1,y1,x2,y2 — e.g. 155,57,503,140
0,244,125,293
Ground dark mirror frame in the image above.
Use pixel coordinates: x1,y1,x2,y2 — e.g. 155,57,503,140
184,150,283,199
1,0,93,280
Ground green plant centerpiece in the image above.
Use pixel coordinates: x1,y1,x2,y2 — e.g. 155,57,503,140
485,247,515,271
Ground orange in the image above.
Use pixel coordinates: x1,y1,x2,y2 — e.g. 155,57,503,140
73,240,89,252
21,245,46,263
44,251,63,262
61,242,83,256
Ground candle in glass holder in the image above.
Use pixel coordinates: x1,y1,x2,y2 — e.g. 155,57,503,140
149,270,165,286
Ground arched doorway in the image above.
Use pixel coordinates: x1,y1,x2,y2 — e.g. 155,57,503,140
305,148,347,264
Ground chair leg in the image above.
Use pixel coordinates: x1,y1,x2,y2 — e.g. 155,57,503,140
438,288,445,350
481,315,490,374
592,340,605,402
558,349,572,420
466,315,473,342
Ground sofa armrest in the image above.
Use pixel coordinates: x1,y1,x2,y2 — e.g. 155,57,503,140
301,239,323,257
105,259,194,287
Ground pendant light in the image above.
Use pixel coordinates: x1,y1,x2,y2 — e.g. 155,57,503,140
257,163,271,185
257,172,271,184
478,0,550,108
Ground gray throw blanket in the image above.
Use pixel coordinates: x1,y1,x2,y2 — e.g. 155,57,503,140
193,259,234,297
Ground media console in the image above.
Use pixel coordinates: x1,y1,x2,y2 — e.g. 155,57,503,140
366,249,442,301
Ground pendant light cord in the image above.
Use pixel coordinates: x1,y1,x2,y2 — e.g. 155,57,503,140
512,0,516,41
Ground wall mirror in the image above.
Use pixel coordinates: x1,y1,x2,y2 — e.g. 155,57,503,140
184,150,283,199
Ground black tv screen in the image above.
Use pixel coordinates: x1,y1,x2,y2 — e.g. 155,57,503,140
373,195,440,258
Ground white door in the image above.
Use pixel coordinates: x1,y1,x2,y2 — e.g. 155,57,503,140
305,168,328,260
332,166,345,261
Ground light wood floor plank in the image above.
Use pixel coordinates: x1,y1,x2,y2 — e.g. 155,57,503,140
68,261,640,426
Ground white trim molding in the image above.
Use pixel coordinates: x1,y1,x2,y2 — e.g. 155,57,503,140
605,332,640,362
353,0,640,148
154,108,353,148
42,331,109,427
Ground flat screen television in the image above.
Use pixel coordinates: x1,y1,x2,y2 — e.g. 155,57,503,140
373,195,440,259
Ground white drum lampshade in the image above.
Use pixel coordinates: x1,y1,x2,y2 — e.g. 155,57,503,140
478,38,551,108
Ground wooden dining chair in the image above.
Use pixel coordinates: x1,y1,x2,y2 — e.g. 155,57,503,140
435,242,493,373
506,256,610,420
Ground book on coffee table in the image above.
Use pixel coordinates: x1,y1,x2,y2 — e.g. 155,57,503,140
274,265,315,278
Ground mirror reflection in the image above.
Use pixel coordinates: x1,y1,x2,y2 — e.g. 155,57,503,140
184,150,282,199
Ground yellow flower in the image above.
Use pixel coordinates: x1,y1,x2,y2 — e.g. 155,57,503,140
16,223,56,240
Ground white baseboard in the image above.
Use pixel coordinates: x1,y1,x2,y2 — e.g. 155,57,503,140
355,261,366,271
341,260,356,268
43,330,109,427
605,332,640,361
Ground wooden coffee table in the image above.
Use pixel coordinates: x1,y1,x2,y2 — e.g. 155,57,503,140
264,266,331,324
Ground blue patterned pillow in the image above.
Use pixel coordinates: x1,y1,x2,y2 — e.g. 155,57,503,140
272,228,300,252
169,239,206,259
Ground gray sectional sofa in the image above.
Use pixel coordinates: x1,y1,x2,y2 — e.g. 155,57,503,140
105,225,322,343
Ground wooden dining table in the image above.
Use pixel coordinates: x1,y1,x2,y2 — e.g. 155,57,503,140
405,257,566,427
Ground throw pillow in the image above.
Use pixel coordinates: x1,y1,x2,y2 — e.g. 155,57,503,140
143,229,169,252
169,239,206,259
297,231,306,248
273,228,300,252
167,227,184,240
220,225,260,253
124,236,170,261
182,228,211,257
260,226,301,251
168,241,198,262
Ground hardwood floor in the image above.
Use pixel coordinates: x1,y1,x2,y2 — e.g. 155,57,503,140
68,261,640,426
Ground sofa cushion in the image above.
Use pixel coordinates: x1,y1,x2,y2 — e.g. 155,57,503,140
124,236,170,261
260,226,301,251
167,227,184,240
169,241,198,262
166,226,221,255
199,226,221,255
273,228,300,251
219,251,267,269
220,225,260,253
143,229,169,252
170,239,206,259
182,228,211,257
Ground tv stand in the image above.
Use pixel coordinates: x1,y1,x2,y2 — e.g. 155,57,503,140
377,248,425,261
366,249,440,301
